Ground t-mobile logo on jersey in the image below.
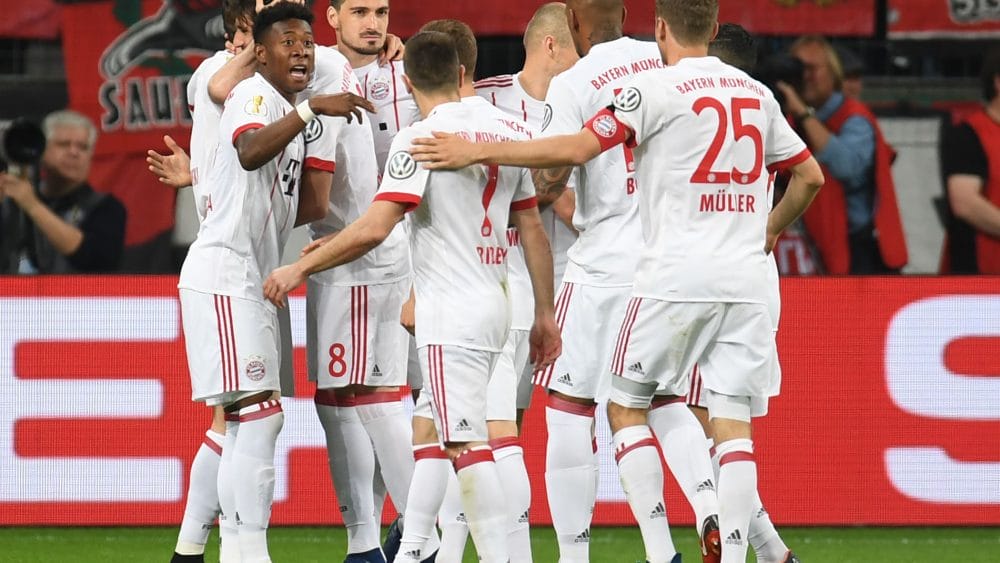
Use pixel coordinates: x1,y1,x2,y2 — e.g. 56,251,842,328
884,295,1000,504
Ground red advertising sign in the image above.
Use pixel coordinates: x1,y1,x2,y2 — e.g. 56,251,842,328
718,0,876,37
1,1,59,40
2,276,998,526
888,0,1000,38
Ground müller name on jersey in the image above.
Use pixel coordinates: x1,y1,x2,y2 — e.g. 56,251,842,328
700,190,757,214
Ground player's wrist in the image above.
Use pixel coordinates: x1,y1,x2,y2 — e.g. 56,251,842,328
296,100,316,124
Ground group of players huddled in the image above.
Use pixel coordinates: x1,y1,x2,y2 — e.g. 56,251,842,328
150,1,824,562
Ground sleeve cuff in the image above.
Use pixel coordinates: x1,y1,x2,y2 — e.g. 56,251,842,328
374,191,422,212
232,123,265,146
767,148,812,173
584,108,632,153
511,196,538,211
304,157,336,173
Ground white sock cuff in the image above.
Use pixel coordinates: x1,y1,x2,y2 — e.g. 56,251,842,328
413,443,449,460
715,438,754,465
227,399,282,422
489,437,522,460
612,425,657,464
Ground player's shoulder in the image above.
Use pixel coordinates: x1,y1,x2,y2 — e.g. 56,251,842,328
474,73,516,93
193,50,231,78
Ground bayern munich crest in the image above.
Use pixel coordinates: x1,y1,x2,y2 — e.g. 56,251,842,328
370,78,392,101
388,150,417,180
246,357,266,381
614,87,642,112
591,114,619,138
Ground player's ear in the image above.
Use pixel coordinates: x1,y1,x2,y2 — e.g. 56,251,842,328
544,35,555,58
326,6,339,30
458,64,466,90
655,17,668,45
710,21,719,43
255,41,266,64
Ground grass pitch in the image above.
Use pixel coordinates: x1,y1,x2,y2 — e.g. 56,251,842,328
0,526,996,562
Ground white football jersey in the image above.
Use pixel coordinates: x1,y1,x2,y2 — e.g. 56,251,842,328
543,37,663,287
605,56,810,303
374,101,537,352
301,47,409,286
354,59,421,171
187,50,231,220
178,73,304,302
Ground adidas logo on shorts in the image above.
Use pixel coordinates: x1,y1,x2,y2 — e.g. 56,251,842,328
518,510,530,523
557,373,573,386
455,419,472,432
456,512,467,523
725,529,743,546
696,479,715,493
574,529,591,543
403,549,421,559
650,502,666,519
371,364,382,377
628,362,645,375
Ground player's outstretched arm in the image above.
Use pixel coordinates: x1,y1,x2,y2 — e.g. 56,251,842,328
146,135,192,189
263,200,406,307
511,206,561,370
766,156,824,253
410,129,603,171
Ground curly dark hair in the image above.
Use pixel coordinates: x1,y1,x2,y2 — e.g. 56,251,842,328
253,1,315,44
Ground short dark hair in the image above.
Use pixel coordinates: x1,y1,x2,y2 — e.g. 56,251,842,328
709,23,757,73
982,47,1000,102
329,0,343,8
655,0,718,46
419,19,477,78
253,1,314,44
223,0,255,40
403,31,460,94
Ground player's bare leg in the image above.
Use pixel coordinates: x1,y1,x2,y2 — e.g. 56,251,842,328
710,405,757,563
648,396,721,562
397,415,448,563
223,390,284,563
172,406,226,562
607,399,679,563
544,390,599,563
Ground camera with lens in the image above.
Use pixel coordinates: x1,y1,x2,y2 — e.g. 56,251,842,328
0,119,47,175
754,53,806,109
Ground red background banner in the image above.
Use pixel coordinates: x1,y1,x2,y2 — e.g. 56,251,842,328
888,0,1000,38
2,276,998,526
2,1,59,40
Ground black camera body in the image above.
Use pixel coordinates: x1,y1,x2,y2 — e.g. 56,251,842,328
755,53,806,108
0,119,46,173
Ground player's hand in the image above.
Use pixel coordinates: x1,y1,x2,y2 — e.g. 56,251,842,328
380,33,405,64
528,313,562,371
399,292,416,335
309,93,375,124
410,132,478,170
775,81,807,117
146,135,192,189
301,232,337,257
263,264,306,308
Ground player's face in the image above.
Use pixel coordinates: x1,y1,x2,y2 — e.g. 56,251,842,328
794,42,836,107
230,18,253,55
330,0,389,57
256,19,315,98
41,125,93,186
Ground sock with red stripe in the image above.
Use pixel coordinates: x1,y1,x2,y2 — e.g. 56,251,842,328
398,444,450,562
716,438,756,563
544,398,597,563
315,397,380,555
454,446,509,563
612,425,677,563
218,421,240,563
436,469,469,561
230,400,284,562
492,437,532,562
648,401,719,532
175,429,224,556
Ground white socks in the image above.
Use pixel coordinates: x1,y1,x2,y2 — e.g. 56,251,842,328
612,425,677,563
314,393,380,555
544,395,597,563
357,392,415,515
175,429,223,555
437,469,469,562
648,400,719,529
218,422,240,563
716,438,756,563
491,437,532,562
453,447,509,563
398,444,451,562
229,399,284,563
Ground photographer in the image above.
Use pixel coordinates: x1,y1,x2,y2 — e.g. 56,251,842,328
777,35,907,274
0,110,126,273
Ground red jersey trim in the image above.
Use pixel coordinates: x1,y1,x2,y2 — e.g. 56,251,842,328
584,108,631,153
767,148,812,173
304,156,336,173
374,191,422,212
511,196,538,211
231,123,265,146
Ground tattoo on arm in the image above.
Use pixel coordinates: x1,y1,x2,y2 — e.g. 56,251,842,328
532,166,572,206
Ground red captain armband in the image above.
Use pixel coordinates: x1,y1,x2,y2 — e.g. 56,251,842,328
584,108,632,153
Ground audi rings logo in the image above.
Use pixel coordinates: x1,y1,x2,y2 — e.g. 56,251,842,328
388,151,417,180
614,87,642,112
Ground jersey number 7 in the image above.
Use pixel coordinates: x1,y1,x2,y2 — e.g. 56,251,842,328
691,97,764,185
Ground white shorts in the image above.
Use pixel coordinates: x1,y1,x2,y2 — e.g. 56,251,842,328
419,344,499,443
179,289,281,406
533,282,631,401
306,279,409,389
406,334,422,391
610,299,773,408
682,333,780,415
488,329,529,422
